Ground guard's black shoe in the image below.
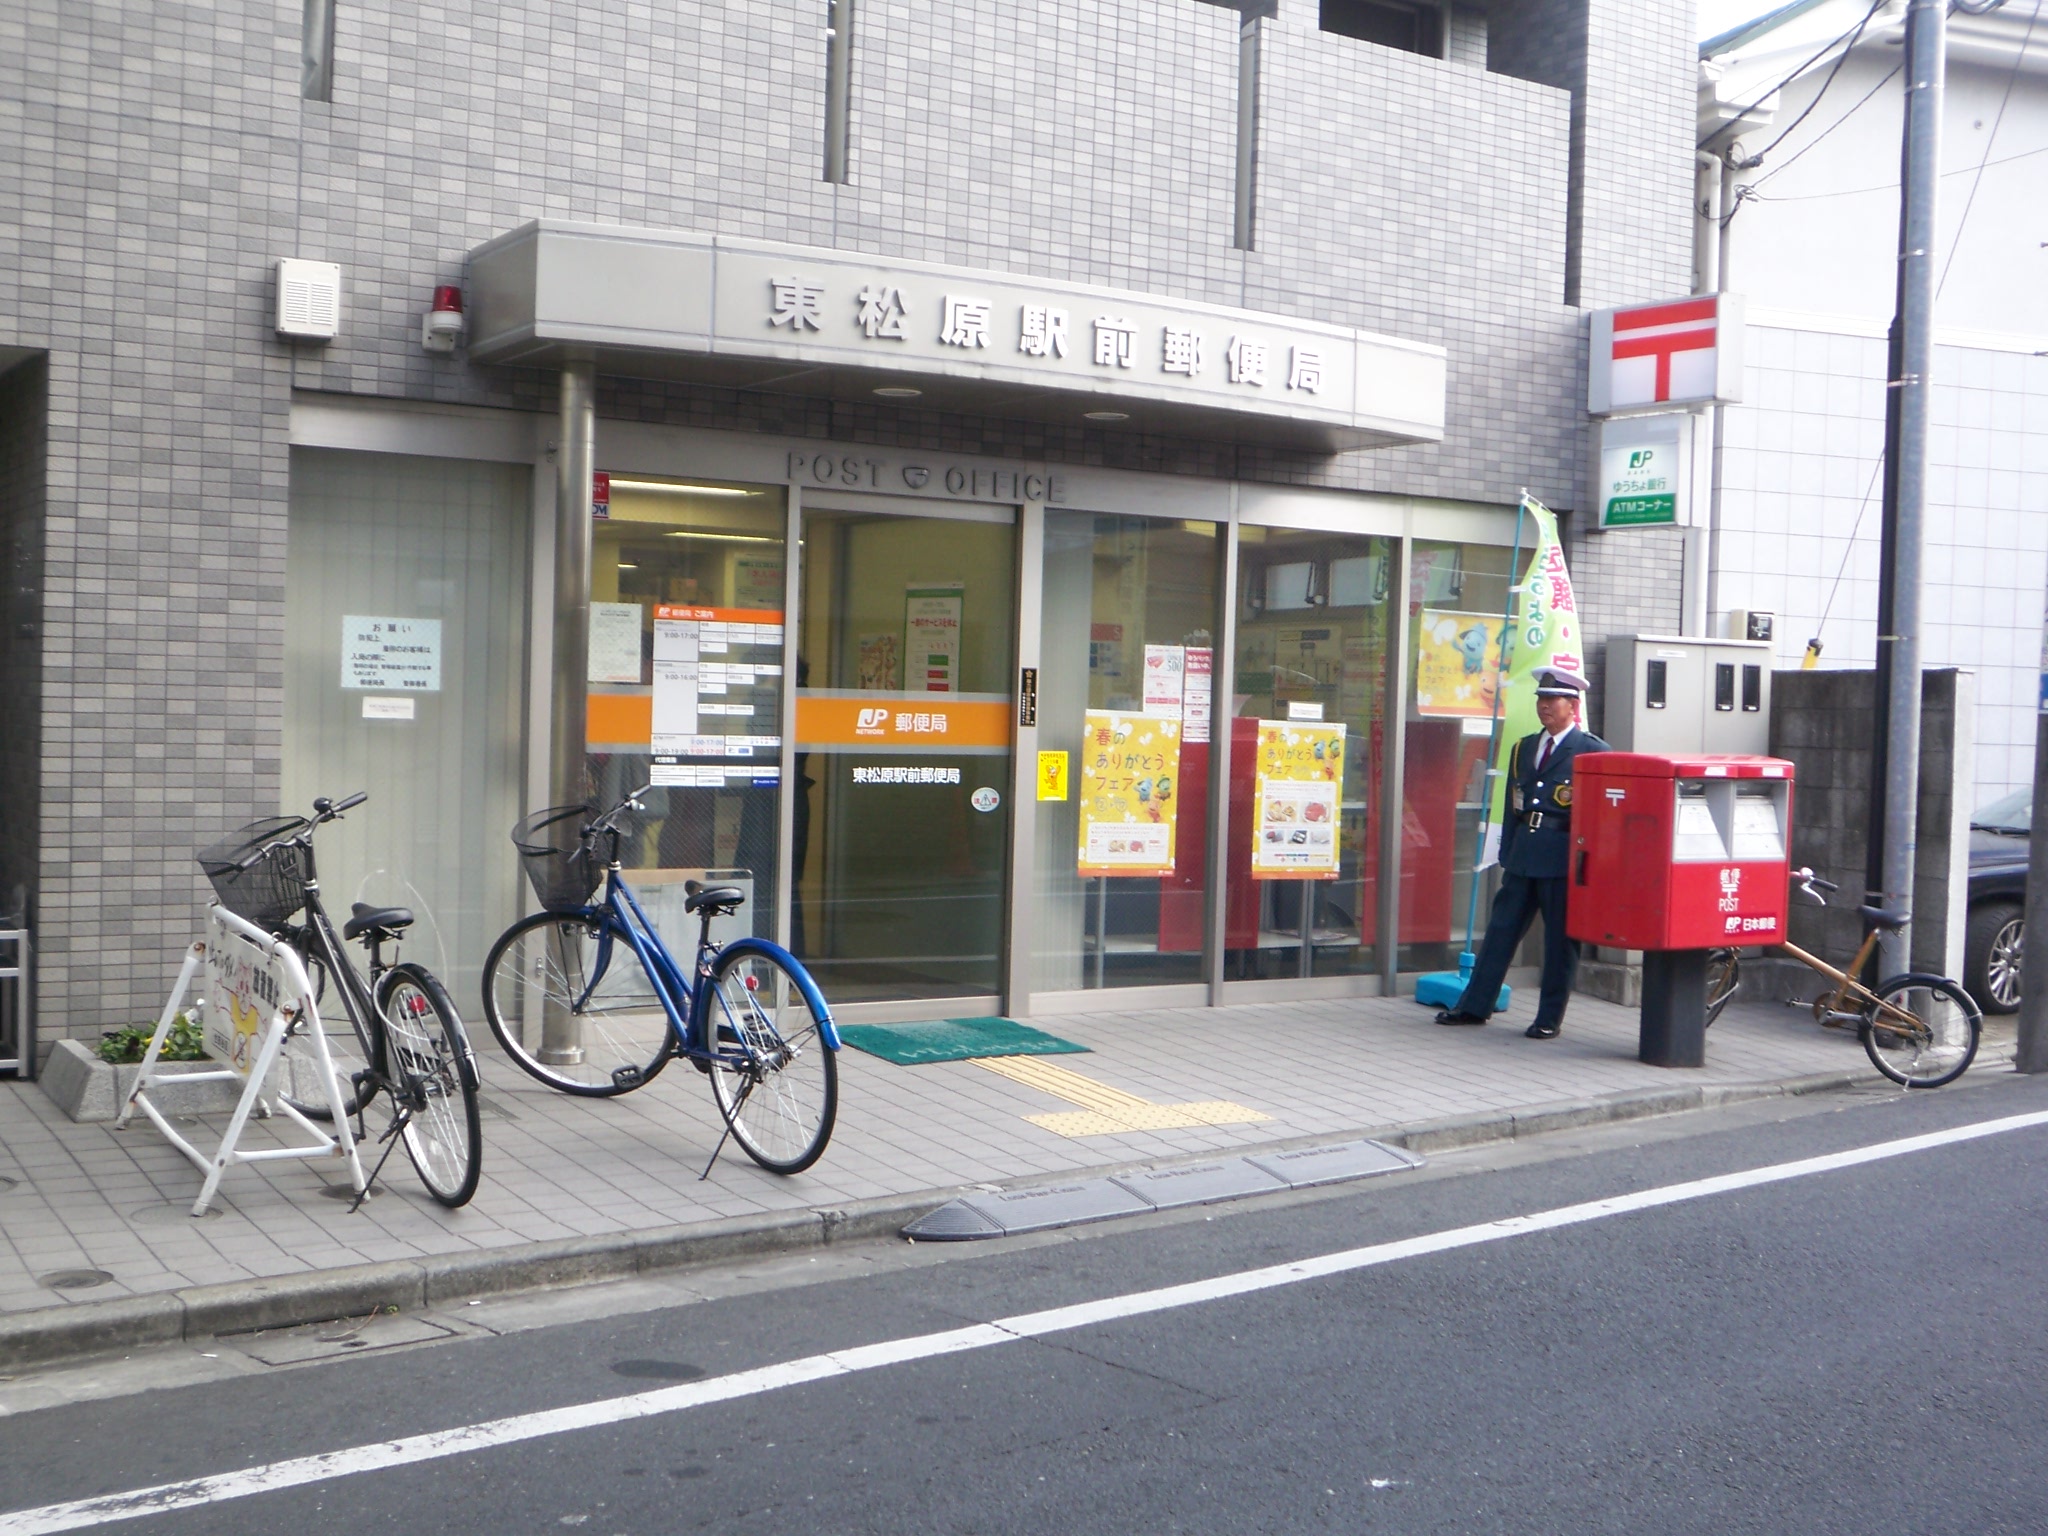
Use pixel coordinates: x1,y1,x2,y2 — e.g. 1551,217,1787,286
1524,1021,1561,1039
1434,1010,1489,1026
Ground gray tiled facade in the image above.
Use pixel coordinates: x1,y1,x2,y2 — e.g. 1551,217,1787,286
0,0,1698,1044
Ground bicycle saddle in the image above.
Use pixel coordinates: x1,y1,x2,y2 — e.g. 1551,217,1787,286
683,880,746,915
344,902,415,941
1858,904,1910,931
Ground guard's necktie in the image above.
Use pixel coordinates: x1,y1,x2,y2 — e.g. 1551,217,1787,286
1535,735,1553,774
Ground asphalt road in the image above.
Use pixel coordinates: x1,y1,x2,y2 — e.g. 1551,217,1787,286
8,1072,2048,1535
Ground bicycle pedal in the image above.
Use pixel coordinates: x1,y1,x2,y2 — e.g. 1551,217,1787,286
611,1065,645,1089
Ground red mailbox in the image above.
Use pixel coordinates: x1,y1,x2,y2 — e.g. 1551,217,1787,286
1567,753,1795,950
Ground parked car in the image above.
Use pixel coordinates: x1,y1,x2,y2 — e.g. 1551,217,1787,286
1967,788,2029,1014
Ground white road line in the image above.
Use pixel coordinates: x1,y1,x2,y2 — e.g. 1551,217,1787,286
7,1105,2046,1536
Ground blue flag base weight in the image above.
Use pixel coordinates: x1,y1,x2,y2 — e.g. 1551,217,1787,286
1413,951,1511,1013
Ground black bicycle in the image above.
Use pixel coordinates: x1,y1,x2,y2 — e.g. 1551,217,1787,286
197,793,483,1206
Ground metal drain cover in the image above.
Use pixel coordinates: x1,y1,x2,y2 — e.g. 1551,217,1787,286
38,1269,115,1291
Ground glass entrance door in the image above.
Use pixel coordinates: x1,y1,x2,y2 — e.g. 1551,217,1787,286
794,503,1016,1004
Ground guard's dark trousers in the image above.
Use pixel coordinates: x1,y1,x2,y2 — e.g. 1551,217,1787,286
1456,871,1579,1031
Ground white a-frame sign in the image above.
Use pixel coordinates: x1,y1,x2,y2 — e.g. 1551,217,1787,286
116,905,365,1215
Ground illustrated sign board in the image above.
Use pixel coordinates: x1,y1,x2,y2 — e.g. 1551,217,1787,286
1077,710,1183,877
340,616,441,691
202,919,293,1076
465,222,1448,452
1414,611,1509,718
1252,721,1345,879
1596,412,1691,530
1587,294,1744,415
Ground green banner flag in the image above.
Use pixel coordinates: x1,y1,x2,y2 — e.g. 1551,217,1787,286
1480,496,1586,867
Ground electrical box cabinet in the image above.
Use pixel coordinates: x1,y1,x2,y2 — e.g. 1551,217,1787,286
1566,753,1795,951
1604,635,1772,756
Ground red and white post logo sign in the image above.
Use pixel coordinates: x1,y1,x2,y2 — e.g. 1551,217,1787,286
1588,294,1744,415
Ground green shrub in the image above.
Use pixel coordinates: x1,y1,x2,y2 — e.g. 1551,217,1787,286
97,1011,206,1065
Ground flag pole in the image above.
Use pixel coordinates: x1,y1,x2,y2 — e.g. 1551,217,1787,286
1413,491,1530,1010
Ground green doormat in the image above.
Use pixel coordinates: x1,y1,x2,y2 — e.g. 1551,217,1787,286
836,1016,1090,1066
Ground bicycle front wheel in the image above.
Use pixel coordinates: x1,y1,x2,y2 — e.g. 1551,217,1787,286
704,948,838,1175
481,911,677,1096
1862,973,1982,1089
377,963,482,1206
1704,948,1741,1027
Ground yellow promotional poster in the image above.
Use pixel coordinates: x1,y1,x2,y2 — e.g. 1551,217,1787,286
1413,610,1510,718
202,932,280,1076
1252,720,1345,879
1076,710,1181,877
1037,750,1070,802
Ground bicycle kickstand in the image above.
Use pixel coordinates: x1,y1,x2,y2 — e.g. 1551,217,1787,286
698,1121,735,1183
347,1099,412,1212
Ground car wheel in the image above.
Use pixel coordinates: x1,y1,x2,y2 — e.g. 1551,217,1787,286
1966,901,2023,1015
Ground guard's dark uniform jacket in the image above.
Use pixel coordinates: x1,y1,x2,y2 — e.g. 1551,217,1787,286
1455,724,1609,1032
1498,726,1606,879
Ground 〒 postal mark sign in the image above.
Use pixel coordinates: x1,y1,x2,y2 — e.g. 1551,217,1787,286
340,616,442,691
1588,293,1744,415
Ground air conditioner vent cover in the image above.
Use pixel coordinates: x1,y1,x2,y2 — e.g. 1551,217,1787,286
276,259,341,339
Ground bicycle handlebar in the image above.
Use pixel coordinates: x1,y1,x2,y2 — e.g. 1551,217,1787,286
231,791,369,870
586,783,654,838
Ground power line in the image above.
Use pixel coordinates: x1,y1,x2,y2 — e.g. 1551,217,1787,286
1747,61,1902,192
1745,140,2048,200
1700,0,1890,151
1937,0,2040,296
1742,0,1892,165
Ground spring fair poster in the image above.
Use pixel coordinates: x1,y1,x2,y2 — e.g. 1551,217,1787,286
1077,710,1183,877
1251,721,1345,879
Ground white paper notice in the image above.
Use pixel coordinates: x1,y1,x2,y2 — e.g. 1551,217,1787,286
588,601,644,683
360,696,416,721
340,616,441,691
905,584,963,693
1142,644,1186,717
651,613,701,751
1183,646,1213,744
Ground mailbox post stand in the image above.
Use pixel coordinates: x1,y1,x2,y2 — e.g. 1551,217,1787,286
1639,949,1708,1068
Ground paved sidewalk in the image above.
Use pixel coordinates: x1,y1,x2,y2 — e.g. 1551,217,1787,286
0,984,2003,1359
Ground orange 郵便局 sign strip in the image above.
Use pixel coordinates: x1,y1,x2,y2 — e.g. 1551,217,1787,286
796,696,1011,750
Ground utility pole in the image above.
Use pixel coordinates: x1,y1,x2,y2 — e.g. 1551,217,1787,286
2021,603,2048,1071
1868,0,1944,978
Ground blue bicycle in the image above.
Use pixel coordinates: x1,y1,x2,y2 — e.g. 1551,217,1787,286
481,788,841,1174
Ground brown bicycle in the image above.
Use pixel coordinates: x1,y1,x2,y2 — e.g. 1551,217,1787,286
1704,867,1982,1089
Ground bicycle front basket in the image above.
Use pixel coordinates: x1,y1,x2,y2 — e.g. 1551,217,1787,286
512,805,601,913
197,816,310,929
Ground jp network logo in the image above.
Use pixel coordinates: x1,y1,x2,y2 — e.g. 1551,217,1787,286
856,707,889,733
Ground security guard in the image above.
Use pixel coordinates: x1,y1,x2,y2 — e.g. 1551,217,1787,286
1435,667,1607,1039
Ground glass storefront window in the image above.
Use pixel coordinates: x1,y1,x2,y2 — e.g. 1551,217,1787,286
1397,538,1516,974
794,504,1016,1004
1228,527,1391,979
1034,513,1220,992
584,476,787,949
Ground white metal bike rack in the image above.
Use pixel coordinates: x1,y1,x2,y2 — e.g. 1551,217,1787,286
116,905,366,1216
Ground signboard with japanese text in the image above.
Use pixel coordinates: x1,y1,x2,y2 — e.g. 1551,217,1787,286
466,224,1448,452
340,616,441,692
588,601,644,683
1076,710,1183,877
1183,646,1213,744
794,693,1012,752
1037,750,1070,801
1413,611,1509,718
202,919,295,1077
904,584,963,692
1595,412,1690,530
648,605,784,759
1142,644,1185,716
1251,721,1345,879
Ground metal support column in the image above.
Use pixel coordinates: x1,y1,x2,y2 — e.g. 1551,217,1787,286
1207,491,1242,1005
542,360,596,1065
1377,537,1411,994
1003,495,1046,1018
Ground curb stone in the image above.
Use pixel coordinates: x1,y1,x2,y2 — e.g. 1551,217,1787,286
0,1065,1903,1373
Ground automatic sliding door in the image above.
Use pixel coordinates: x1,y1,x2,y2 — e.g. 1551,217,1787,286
795,505,1016,1004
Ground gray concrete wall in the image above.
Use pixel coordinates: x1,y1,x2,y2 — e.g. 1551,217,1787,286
0,0,1700,1041
1754,666,1975,998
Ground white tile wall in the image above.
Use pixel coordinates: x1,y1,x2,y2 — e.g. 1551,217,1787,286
1714,324,2048,802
